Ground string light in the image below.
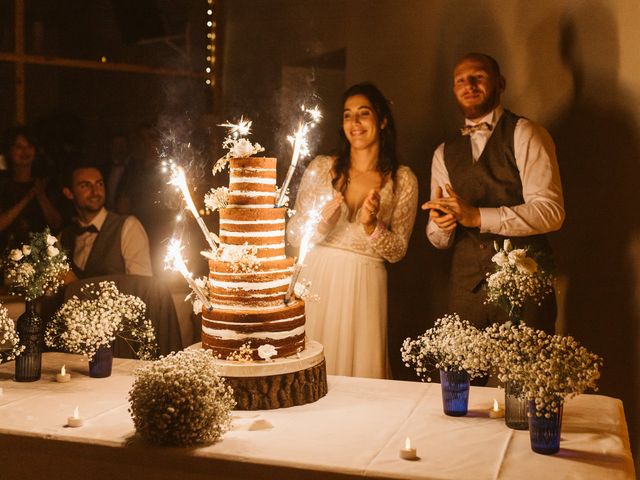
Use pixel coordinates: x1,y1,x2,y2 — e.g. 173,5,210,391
205,1,216,88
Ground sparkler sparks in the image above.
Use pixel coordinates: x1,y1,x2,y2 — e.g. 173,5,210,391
218,116,252,139
167,162,218,252
165,239,213,310
276,104,323,208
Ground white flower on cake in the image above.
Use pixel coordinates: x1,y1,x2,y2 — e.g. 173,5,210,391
294,280,319,302
21,245,31,256
216,243,260,273
9,249,23,261
204,187,229,213
257,344,277,361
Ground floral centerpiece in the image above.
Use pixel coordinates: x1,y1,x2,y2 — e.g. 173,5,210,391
3,229,69,302
485,239,554,323
0,304,23,362
128,349,235,446
401,313,491,382
45,281,157,362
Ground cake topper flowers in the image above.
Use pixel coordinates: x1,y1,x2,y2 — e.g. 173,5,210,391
214,116,264,175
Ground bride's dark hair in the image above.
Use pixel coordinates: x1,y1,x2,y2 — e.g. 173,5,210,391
332,83,399,193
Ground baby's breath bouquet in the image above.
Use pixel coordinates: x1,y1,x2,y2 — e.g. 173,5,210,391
485,239,554,323
520,333,602,417
401,313,491,381
45,281,157,361
128,349,235,446
3,229,69,301
0,304,23,362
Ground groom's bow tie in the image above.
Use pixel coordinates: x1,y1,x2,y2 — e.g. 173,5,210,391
460,122,493,136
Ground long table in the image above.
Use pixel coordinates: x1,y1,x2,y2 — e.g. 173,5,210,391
0,353,635,479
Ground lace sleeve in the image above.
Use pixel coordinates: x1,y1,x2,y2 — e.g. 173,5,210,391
287,156,334,248
367,166,418,263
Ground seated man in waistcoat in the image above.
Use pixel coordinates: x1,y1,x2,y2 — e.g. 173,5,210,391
61,163,152,281
422,52,565,333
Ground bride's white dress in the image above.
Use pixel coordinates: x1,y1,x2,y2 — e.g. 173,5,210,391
288,156,418,378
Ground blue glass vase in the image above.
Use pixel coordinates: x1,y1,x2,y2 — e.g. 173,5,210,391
15,300,43,382
528,398,563,454
439,369,470,416
89,344,113,378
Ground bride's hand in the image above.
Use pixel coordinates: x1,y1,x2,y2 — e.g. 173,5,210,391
358,189,380,234
318,193,343,233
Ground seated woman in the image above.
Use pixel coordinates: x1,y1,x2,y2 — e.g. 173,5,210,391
0,126,62,249
288,83,418,379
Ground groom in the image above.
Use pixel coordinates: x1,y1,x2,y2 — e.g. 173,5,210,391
423,52,564,333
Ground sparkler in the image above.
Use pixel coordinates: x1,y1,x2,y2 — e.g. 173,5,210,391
275,105,322,208
165,238,213,310
219,116,252,138
167,163,218,252
284,200,326,303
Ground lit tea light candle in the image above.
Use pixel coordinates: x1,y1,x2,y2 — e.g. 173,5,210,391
399,436,418,460
67,406,83,427
489,399,505,418
56,365,71,383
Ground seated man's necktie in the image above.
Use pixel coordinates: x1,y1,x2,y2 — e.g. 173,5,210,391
75,224,99,236
460,122,493,136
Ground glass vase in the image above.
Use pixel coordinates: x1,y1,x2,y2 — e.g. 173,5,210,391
15,300,43,382
504,381,529,430
528,398,564,455
89,344,113,378
439,369,470,416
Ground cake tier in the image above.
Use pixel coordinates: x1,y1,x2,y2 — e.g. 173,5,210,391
228,157,276,208
209,257,294,308
202,300,305,360
219,207,286,259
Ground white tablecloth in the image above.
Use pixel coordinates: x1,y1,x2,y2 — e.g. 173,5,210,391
0,353,635,480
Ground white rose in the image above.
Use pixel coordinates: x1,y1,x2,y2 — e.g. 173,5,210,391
47,246,60,257
21,245,31,255
508,249,527,265
515,257,538,274
491,251,508,267
46,234,57,246
230,138,254,158
9,249,23,261
257,344,277,361
192,299,204,316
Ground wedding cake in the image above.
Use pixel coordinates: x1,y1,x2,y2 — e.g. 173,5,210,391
202,157,305,359
199,156,326,410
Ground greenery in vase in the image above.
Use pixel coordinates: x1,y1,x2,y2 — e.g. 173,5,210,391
128,349,235,446
0,304,24,362
45,281,157,361
485,239,554,322
3,229,70,302
401,313,491,382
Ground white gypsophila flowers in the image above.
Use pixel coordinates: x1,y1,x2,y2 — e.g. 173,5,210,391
485,240,553,320
3,229,70,302
483,322,603,417
128,349,235,446
204,186,229,213
401,313,492,382
44,281,156,361
0,304,24,361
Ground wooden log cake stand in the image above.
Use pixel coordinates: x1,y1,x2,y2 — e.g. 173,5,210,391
190,340,327,410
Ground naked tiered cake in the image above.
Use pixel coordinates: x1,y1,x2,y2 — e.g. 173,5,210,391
202,157,306,359
199,156,326,410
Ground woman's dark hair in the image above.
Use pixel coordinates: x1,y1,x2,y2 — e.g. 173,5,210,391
332,83,399,193
1,126,42,176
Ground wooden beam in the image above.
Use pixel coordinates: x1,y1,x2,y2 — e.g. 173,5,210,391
0,52,210,80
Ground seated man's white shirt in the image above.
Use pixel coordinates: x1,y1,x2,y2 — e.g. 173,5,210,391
74,207,153,276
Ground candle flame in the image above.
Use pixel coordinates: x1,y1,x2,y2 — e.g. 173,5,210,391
405,437,412,449
61,365,66,376
73,406,80,419
493,399,499,411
